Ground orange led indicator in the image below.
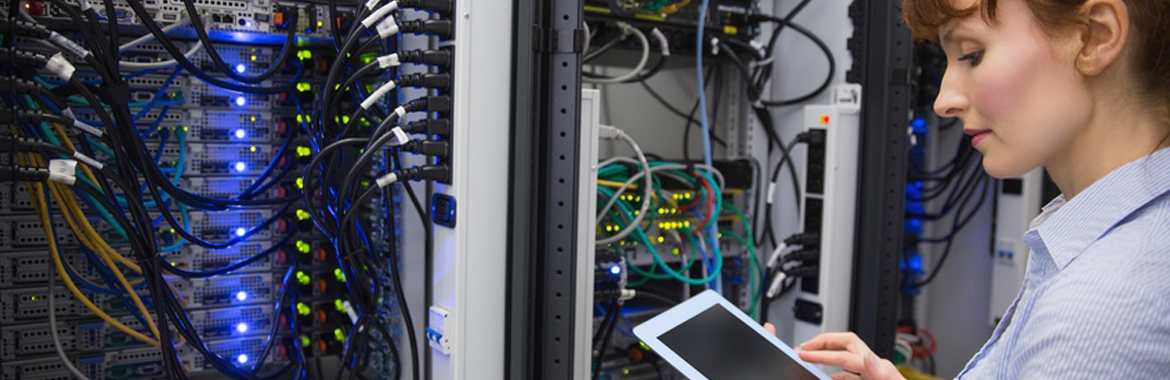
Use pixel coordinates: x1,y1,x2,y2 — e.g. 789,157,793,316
820,115,831,124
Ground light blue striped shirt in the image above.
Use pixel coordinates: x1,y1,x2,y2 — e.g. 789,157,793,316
958,147,1170,379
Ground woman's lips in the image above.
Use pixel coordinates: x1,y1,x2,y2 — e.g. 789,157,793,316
965,129,991,147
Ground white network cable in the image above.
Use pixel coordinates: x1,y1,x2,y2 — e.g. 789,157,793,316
120,17,206,70
583,23,650,84
48,271,93,380
597,125,653,245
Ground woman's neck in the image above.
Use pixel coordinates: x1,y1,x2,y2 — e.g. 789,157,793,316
1045,100,1168,200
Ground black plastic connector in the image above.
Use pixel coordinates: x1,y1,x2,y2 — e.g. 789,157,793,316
0,167,50,183
401,140,450,158
402,119,452,136
399,19,453,38
397,164,451,183
402,96,452,114
0,48,49,68
0,20,51,38
795,130,825,145
399,0,454,13
398,73,451,89
784,265,819,278
783,249,820,264
783,232,820,247
397,49,452,68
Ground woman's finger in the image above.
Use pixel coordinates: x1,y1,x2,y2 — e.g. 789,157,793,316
799,332,871,354
830,372,862,380
797,350,867,373
862,354,905,380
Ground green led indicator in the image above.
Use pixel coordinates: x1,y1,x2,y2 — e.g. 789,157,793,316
333,268,346,283
296,240,311,253
296,303,310,316
296,271,310,285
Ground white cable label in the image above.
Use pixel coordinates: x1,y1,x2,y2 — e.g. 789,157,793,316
375,15,400,38
766,183,776,204
364,0,380,11
342,301,359,324
361,1,399,27
72,152,104,170
394,106,407,119
375,173,398,188
49,32,89,58
61,108,75,119
44,53,76,80
377,54,401,68
650,28,670,57
391,127,409,146
47,159,77,185
361,81,397,109
73,119,104,137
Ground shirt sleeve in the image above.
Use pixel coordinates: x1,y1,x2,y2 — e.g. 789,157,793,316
1013,271,1170,379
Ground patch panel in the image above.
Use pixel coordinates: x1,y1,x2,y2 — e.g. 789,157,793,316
0,303,276,361
0,314,147,360
0,286,78,324
0,182,90,213
0,250,122,287
0,214,118,251
0,354,103,380
90,141,281,176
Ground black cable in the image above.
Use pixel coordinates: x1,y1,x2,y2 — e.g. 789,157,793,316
912,176,992,287
178,0,298,83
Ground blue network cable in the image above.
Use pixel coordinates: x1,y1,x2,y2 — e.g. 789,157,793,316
696,0,722,294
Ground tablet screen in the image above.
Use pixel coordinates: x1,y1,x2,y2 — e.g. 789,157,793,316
658,305,822,380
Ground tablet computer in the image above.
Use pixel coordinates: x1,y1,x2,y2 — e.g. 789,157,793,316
633,290,830,380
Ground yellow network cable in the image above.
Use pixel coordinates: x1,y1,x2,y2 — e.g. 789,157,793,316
48,123,143,273
22,140,160,343
29,181,161,347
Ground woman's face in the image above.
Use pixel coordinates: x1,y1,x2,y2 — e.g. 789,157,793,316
934,0,1093,178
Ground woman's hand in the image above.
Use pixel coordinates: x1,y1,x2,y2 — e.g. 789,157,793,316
764,323,905,380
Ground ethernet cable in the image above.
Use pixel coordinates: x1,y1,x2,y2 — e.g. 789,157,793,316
20,150,162,343
583,23,650,84
47,268,94,380
29,181,161,347
119,20,205,70
597,125,652,244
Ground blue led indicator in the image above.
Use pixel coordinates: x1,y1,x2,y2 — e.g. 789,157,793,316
235,96,246,106
235,129,246,139
235,64,246,73
236,291,248,301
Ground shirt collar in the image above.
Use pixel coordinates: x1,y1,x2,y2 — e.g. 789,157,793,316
1036,147,1170,269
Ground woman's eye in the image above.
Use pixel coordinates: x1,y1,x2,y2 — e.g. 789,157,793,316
958,51,984,66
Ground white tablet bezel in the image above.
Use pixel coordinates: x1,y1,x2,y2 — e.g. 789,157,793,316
632,290,830,380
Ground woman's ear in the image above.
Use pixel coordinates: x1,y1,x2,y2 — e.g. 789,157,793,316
1075,0,1130,76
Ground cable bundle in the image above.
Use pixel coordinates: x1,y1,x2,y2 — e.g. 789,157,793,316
0,0,450,378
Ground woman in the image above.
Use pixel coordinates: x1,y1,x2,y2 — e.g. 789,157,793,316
768,0,1170,378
